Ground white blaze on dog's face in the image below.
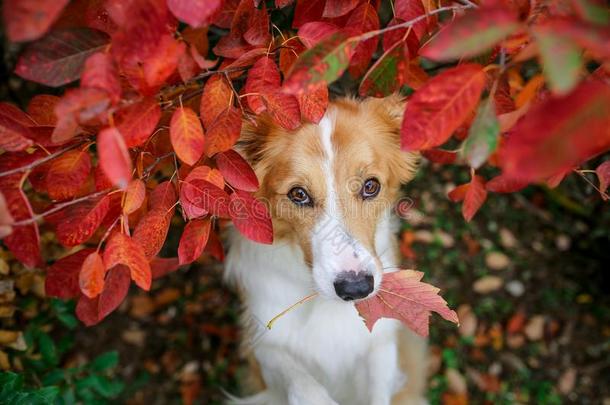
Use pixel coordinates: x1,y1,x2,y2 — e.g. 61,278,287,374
240,96,418,301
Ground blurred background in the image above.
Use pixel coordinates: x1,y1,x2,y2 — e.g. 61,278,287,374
2,10,610,405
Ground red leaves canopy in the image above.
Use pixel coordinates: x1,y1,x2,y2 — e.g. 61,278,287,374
3,0,610,328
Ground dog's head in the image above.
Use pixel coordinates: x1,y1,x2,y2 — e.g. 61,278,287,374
239,95,418,301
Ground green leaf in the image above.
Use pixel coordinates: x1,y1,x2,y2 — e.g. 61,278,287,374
0,372,24,396
42,369,65,386
89,375,124,398
90,351,119,372
462,98,500,168
38,333,59,366
572,0,610,25
30,387,61,404
359,40,408,97
533,27,583,95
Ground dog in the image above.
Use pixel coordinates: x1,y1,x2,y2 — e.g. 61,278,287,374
225,95,427,405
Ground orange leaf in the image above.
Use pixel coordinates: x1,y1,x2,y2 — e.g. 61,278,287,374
463,175,487,222
401,64,486,151
180,179,231,219
132,208,171,258
46,248,95,299
204,106,242,157
185,166,225,189
98,127,133,189
200,75,233,128
170,106,205,165
103,232,151,290
448,183,469,202
178,218,211,265
46,150,92,200
79,251,106,298
356,269,458,336
27,94,59,126
148,181,178,215
297,82,328,124
123,179,146,214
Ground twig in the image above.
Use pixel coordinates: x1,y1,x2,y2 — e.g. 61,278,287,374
0,143,84,179
358,5,472,42
142,152,176,178
11,189,112,227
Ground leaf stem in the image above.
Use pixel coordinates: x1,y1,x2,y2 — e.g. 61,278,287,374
266,293,319,329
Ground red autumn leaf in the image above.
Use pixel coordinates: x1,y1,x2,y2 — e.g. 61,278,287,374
596,161,610,197
279,37,306,76
98,127,132,189
55,195,111,247
323,0,360,18
298,22,340,48
463,175,487,222
345,3,380,78
205,106,243,156
178,218,212,265
180,179,231,219
123,179,146,214
499,81,610,183
27,94,60,126
485,175,528,193
80,52,121,104
262,92,302,130
0,188,42,268
167,0,223,27
103,232,151,290
244,3,271,47
170,106,206,165
3,0,70,42
401,64,486,151
45,150,92,200
293,0,325,28
76,265,131,326
420,7,520,61
53,87,111,143
115,98,162,148
356,269,459,336
0,102,37,127
0,114,34,152
177,50,198,82
298,82,329,123
394,0,429,41
148,181,178,214
229,190,273,244
381,17,420,57
224,48,268,70
205,230,225,261
245,56,281,114
132,209,171,258
46,248,95,299
200,76,234,128
448,183,469,202
151,257,181,279
216,150,259,192
15,28,110,87
421,149,458,164
79,251,106,298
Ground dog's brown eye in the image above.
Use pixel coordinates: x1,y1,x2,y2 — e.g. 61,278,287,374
288,187,312,206
361,178,381,199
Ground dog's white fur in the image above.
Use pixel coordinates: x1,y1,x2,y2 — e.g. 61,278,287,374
225,105,427,405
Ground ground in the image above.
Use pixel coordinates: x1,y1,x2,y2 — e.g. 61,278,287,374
4,158,606,405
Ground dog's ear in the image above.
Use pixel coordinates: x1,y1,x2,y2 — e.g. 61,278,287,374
235,115,274,167
367,94,419,184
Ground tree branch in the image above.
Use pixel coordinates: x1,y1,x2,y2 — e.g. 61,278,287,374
0,142,84,179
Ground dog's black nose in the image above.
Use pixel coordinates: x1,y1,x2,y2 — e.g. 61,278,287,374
333,272,374,301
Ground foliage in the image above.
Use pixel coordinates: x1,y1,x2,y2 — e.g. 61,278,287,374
0,295,124,404
0,0,609,328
